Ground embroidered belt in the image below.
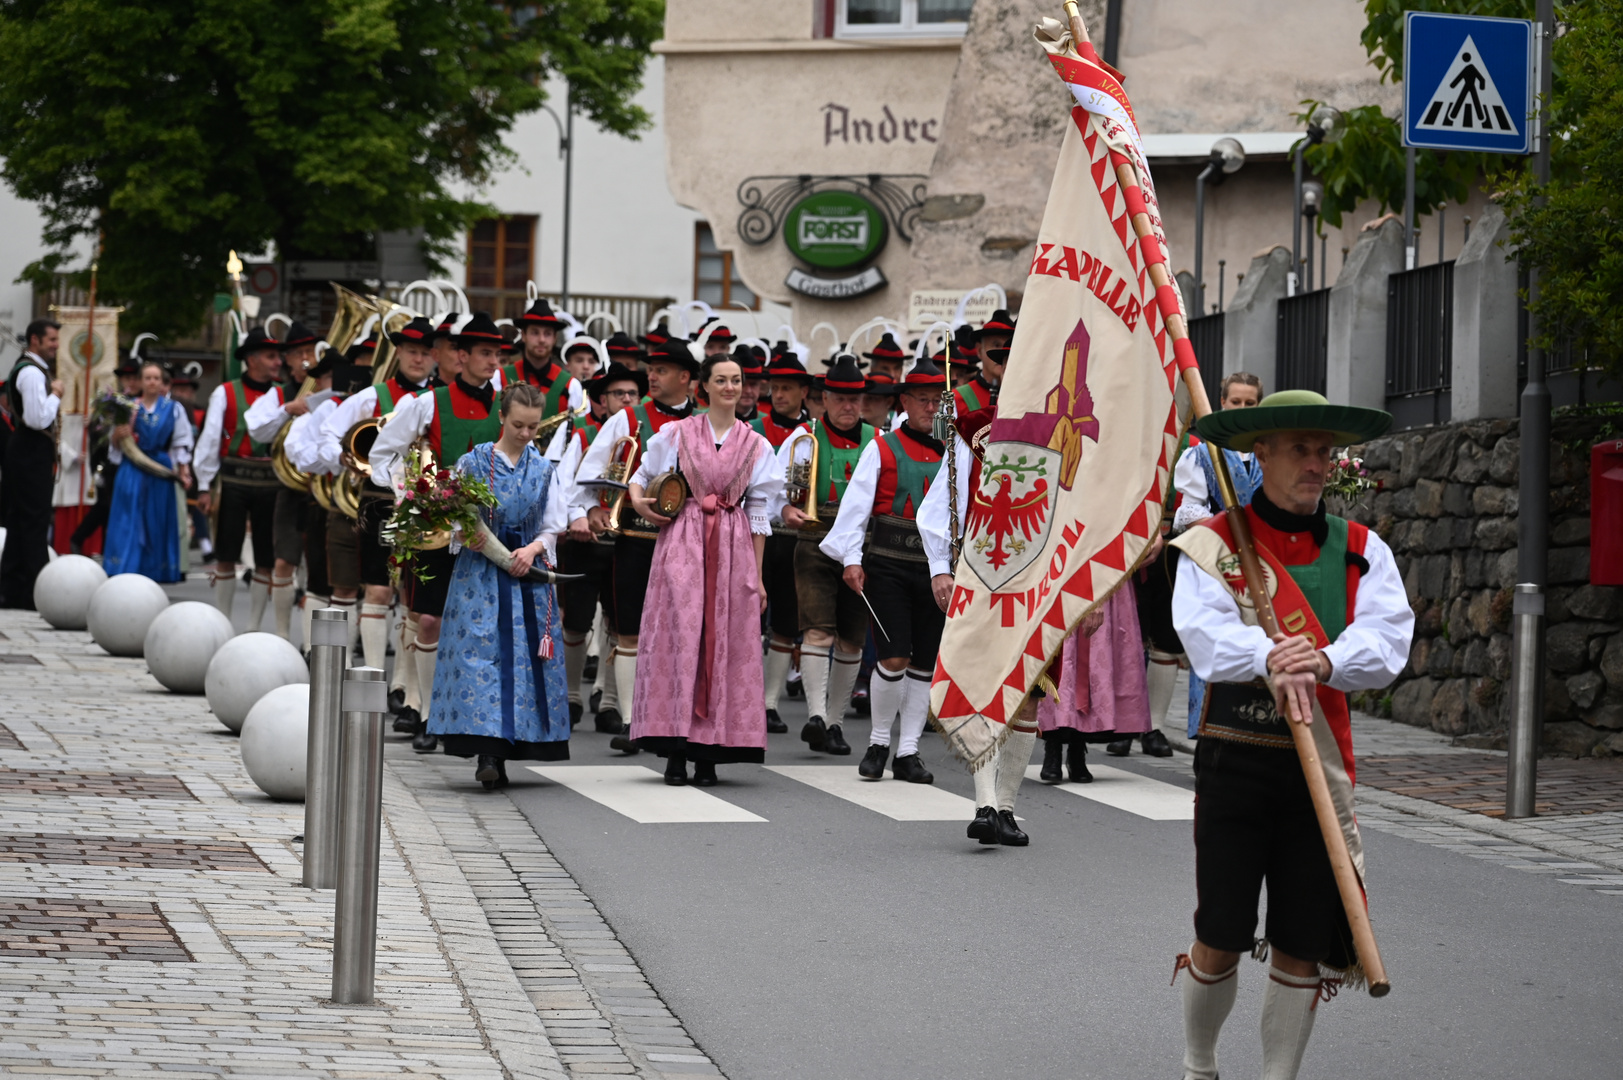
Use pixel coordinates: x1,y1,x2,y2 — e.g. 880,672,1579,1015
866,513,928,564
1198,679,1296,751
219,458,281,488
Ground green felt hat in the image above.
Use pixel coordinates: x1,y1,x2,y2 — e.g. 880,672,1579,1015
1194,389,1392,452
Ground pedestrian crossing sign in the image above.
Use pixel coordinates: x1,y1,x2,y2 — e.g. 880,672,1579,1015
1403,11,1534,154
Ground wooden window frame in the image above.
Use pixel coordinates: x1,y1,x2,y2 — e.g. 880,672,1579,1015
466,214,538,319
693,223,759,312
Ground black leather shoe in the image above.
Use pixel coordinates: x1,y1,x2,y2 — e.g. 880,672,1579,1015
412,730,439,754
765,708,788,734
1067,741,1093,783
785,676,803,699
664,756,688,786
609,734,640,755
476,755,500,790
595,708,624,734
692,760,717,787
994,810,1029,847
823,724,852,755
850,687,871,716
1040,738,1065,783
800,715,827,751
589,688,603,713
1142,729,1174,757
388,688,406,715
858,744,888,780
967,806,998,845
891,753,934,785
583,655,599,683
392,706,420,735
495,759,510,788
570,701,584,729
1106,738,1132,757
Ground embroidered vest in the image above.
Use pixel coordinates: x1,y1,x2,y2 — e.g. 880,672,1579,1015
873,430,940,520
813,421,874,509
222,380,274,458
502,361,572,418
428,382,501,461
953,377,995,416
372,378,421,419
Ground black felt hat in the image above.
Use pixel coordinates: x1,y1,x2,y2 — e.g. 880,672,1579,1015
234,325,282,361
900,354,947,389
975,309,1017,342
646,340,701,375
280,322,320,349
604,331,642,358
765,353,814,384
388,316,437,347
823,353,869,394
862,333,907,362
585,361,648,401
516,298,567,328
453,312,506,349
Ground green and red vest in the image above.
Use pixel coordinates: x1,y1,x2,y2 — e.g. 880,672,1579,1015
630,401,688,452
952,375,997,416
812,420,874,509
872,429,941,520
221,379,278,459
502,360,574,420
428,381,501,462
751,409,806,449
372,377,424,419
570,410,607,455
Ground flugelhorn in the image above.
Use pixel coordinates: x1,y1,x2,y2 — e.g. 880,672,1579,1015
783,421,820,529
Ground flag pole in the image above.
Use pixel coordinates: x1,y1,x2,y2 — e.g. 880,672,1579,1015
76,232,103,530
1060,0,1389,997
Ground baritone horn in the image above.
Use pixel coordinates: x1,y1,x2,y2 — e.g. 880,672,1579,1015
783,422,820,528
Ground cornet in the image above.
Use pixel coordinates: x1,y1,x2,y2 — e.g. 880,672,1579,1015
783,421,820,529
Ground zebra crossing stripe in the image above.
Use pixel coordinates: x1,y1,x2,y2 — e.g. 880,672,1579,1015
527,766,767,823
1025,763,1194,820
765,765,985,821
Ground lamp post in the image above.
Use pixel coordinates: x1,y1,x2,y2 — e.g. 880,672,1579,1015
1292,106,1344,296
539,84,574,310
1194,137,1245,316
1301,180,1323,292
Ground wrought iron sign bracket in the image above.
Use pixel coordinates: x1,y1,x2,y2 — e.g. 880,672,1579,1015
737,174,929,247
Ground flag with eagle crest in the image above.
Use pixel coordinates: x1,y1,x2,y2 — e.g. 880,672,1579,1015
930,16,1198,770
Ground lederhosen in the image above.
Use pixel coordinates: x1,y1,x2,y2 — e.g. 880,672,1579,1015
0,357,57,607
357,379,422,588
270,379,314,566
409,380,501,617
612,400,690,635
557,411,616,635
793,418,875,647
862,427,944,666
214,379,281,569
751,409,808,641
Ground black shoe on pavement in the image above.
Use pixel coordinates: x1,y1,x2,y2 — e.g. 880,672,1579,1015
785,675,803,699
495,759,510,788
392,706,419,735
609,734,640,755
891,753,934,785
994,810,1029,847
583,655,599,683
412,730,439,754
692,760,717,787
664,756,689,786
857,744,888,780
1141,729,1174,757
1106,738,1132,757
801,715,827,751
388,688,406,715
967,806,998,845
570,701,584,728
589,688,603,713
476,755,501,790
823,724,852,755
765,708,788,734
595,708,624,734
1067,741,1093,783
851,687,871,717
1040,738,1065,783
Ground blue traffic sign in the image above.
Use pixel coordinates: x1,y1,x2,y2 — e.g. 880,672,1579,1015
1403,11,1533,154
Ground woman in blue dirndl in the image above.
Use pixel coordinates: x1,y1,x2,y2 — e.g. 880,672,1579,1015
425,383,572,789
103,361,193,583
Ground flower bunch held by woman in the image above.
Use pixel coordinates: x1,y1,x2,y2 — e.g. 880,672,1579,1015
384,457,497,581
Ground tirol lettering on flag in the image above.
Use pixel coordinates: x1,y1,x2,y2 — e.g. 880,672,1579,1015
930,17,1193,770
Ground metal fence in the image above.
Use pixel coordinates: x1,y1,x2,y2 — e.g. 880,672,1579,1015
1275,288,1330,395
1186,313,1225,406
464,290,675,336
1514,267,1623,409
1385,261,1454,429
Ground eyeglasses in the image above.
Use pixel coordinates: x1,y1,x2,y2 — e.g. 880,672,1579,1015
603,388,640,400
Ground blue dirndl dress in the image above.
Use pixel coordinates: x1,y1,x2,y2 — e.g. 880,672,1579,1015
103,399,184,583
426,442,571,761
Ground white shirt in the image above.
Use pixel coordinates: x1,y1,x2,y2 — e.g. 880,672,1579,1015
1172,528,1413,694
1171,443,1254,534
245,385,299,445
109,397,193,466
321,380,430,487
916,434,975,577
567,402,695,523
629,421,784,536
195,381,282,490
285,400,339,473
13,353,59,431
367,379,497,498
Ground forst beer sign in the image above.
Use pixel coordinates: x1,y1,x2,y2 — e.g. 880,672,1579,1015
783,191,887,270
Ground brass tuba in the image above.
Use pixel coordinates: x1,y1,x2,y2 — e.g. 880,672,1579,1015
334,416,383,519
270,423,313,492
783,421,820,529
325,284,376,363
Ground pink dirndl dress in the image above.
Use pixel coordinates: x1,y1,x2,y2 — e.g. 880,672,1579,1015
1038,583,1152,742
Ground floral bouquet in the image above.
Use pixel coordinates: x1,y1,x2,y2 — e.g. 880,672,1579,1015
384,456,497,581
89,389,138,437
1324,452,1376,502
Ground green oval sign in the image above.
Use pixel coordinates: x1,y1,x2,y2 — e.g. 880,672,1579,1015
783,191,887,270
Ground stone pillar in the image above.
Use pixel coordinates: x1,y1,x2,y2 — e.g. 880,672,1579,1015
1451,203,1519,420
1221,246,1291,384
1325,216,1405,411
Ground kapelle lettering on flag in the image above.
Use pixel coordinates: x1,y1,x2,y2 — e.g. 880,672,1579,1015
931,17,1186,770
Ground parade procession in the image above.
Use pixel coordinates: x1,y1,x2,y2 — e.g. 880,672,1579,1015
1,0,1619,1077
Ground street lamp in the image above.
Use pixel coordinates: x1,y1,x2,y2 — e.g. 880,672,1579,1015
1300,180,1323,291
1291,105,1343,295
538,85,574,310
1194,137,1245,316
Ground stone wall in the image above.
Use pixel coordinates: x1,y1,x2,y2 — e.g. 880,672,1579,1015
1343,413,1622,758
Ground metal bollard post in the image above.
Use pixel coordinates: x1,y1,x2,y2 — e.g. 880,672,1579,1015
304,608,349,889
1506,583,1545,819
332,666,387,1005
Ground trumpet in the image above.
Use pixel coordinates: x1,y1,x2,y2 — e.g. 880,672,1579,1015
783,421,820,529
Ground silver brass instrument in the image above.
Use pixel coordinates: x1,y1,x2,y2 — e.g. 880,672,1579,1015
783,420,820,529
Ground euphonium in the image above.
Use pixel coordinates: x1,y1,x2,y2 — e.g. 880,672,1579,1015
311,472,337,512
333,470,362,519
270,423,313,492
325,284,374,363
783,422,820,529
339,417,382,481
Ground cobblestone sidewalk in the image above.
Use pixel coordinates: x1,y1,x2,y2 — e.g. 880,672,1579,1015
0,612,717,1079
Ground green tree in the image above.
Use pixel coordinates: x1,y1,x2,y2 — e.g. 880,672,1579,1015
0,0,664,338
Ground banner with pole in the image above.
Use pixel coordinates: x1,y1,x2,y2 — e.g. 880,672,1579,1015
48,303,122,514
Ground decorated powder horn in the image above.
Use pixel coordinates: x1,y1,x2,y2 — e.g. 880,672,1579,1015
469,519,583,585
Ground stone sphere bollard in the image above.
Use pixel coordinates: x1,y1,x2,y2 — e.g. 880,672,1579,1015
34,555,108,630
240,683,310,801
86,574,171,656
204,632,309,733
144,602,235,694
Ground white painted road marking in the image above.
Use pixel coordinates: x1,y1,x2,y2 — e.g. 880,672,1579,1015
528,766,767,823
1025,763,1195,820
767,765,986,821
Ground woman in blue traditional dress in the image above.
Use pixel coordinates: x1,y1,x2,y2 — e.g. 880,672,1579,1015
103,360,192,582
426,383,572,790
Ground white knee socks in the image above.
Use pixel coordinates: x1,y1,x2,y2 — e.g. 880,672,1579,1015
799,646,831,722
1260,968,1322,1080
1147,650,1181,726
564,632,589,705
1179,953,1239,1080
359,603,390,670
897,668,932,757
246,571,272,632
869,667,905,747
613,646,637,721
271,575,296,639
400,615,421,711
763,640,794,712
301,593,329,654
598,636,620,712
212,572,236,621
973,749,999,808
329,596,358,657
415,640,439,712
997,726,1038,812
828,648,862,726
389,615,408,693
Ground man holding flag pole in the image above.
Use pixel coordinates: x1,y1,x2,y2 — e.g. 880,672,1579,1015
929,6,1412,1078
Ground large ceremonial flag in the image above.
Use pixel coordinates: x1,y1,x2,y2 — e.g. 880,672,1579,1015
931,17,1195,768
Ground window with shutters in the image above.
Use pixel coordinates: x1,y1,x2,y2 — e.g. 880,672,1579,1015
694,223,758,310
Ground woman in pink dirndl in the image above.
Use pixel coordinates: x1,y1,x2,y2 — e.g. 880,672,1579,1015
626,354,785,787
1037,585,1153,783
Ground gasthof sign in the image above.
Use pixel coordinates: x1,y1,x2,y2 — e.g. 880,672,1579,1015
799,213,870,248
783,190,888,270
